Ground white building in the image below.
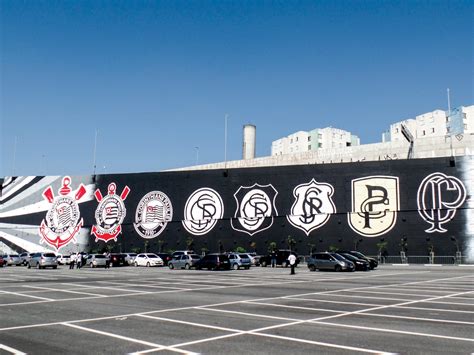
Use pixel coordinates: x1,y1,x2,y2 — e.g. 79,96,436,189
382,105,473,142
271,127,360,156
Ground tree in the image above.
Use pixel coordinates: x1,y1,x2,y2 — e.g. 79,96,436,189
186,237,194,251
235,246,246,253
268,242,277,253
287,235,296,251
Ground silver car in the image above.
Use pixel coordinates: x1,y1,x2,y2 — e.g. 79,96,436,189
86,254,108,268
27,252,58,269
4,254,22,266
227,253,252,270
168,254,201,270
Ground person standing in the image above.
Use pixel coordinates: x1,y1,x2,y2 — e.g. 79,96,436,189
288,253,297,275
271,250,277,268
69,253,76,269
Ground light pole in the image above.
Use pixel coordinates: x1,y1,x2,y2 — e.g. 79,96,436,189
224,114,229,166
194,146,199,165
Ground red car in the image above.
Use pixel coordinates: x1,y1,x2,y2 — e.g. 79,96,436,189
0,256,5,267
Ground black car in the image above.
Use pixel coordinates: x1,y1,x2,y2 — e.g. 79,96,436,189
194,254,231,270
157,253,173,266
109,253,127,267
340,251,378,269
259,249,299,268
338,252,370,271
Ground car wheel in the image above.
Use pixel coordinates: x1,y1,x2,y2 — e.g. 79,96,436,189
335,265,342,272
309,265,316,272
27,263,31,269
233,263,239,270
261,260,267,267
36,263,40,269
169,263,174,269
134,262,138,267
53,266,57,269
146,262,150,267
281,261,288,268
184,263,190,270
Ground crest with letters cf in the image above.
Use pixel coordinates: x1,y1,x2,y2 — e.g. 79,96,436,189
348,176,399,237
231,183,278,236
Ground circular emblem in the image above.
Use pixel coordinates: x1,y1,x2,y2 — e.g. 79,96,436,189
182,188,224,235
239,188,272,231
95,195,126,233
134,191,173,239
45,196,80,235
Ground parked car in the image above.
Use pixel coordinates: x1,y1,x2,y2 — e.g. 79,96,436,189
338,252,370,271
246,252,261,266
0,255,5,267
27,252,58,269
87,254,108,268
171,250,195,258
134,253,164,267
227,253,252,270
57,254,71,265
19,252,31,265
194,254,231,270
259,250,300,268
123,253,137,265
307,252,354,272
156,253,173,266
339,250,378,270
109,253,127,267
168,254,201,269
3,254,22,266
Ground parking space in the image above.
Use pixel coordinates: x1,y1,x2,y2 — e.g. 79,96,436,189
0,265,473,354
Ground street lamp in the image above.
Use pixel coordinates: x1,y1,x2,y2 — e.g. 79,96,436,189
194,146,199,165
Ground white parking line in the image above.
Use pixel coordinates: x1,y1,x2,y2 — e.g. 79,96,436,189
0,290,54,301
0,344,27,355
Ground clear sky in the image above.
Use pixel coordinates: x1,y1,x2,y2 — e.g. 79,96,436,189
1,1,472,177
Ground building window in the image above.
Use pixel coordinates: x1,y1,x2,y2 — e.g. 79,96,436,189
422,130,426,136
308,145,311,150
395,128,399,133
290,139,293,143
431,127,435,133
308,136,311,141
296,137,299,142
318,134,322,139
464,124,467,129
318,143,322,148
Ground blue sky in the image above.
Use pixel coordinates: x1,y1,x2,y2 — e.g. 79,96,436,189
1,1,472,177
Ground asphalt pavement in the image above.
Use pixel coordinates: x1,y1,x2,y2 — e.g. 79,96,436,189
0,264,473,354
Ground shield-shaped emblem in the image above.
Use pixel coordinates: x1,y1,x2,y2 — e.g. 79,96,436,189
348,176,399,237
231,183,278,236
287,179,336,235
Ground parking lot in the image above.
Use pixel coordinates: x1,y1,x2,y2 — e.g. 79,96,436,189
0,264,473,354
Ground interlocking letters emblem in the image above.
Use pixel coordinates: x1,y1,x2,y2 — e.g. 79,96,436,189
182,188,224,235
287,179,336,235
231,183,278,236
348,176,399,237
417,172,466,233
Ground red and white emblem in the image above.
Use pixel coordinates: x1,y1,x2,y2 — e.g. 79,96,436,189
39,176,86,250
92,183,130,242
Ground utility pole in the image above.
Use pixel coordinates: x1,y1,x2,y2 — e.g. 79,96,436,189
224,114,229,166
93,129,98,176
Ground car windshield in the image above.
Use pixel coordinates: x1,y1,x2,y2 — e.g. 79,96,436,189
341,253,356,261
146,254,158,258
129,254,137,257
351,251,365,258
94,255,106,258
190,255,200,259
332,253,346,261
238,254,248,258
44,253,56,257
11,255,19,257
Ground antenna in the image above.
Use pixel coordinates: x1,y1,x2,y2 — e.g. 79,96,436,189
93,129,98,176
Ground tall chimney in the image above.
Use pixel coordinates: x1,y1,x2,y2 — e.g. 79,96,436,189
242,124,256,160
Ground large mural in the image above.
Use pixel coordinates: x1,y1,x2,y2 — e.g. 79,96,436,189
0,156,472,261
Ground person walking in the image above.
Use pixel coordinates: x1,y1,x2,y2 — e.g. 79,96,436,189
288,253,297,275
76,253,82,269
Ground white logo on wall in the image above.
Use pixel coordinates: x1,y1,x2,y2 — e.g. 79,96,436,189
134,191,173,239
417,172,466,233
348,176,399,237
231,183,278,236
182,188,224,235
287,179,336,235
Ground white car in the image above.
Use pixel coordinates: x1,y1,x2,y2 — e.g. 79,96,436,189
124,253,137,265
134,253,163,267
57,254,71,265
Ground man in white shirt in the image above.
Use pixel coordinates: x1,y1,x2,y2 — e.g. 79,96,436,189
288,253,297,275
